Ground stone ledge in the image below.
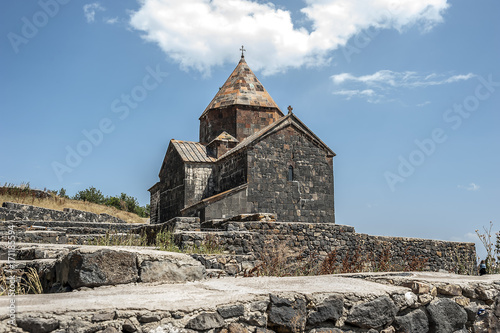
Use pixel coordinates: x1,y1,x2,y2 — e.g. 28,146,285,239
1,272,499,333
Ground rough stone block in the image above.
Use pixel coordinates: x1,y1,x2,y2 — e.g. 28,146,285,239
427,298,467,332
346,296,397,329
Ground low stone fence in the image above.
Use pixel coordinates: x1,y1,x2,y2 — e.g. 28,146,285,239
163,218,477,275
0,202,126,223
3,273,499,333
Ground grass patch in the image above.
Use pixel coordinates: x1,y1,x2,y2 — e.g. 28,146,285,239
88,231,224,255
0,192,145,224
0,267,43,296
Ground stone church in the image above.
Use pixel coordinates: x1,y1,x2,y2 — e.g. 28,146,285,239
149,52,336,224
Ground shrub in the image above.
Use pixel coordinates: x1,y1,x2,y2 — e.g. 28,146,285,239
73,186,105,204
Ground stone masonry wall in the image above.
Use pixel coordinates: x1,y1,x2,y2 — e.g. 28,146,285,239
247,125,335,223
4,275,499,333
215,149,248,194
174,220,477,275
184,163,213,207
0,202,125,223
159,146,185,222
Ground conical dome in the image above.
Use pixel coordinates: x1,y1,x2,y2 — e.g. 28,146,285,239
201,57,281,117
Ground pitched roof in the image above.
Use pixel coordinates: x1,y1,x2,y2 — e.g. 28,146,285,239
201,57,282,117
208,131,239,145
171,140,216,163
218,112,336,160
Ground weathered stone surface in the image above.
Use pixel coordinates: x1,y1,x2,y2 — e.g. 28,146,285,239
16,316,59,333
226,323,250,333
307,295,344,326
138,312,161,323
185,312,225,330
217,304,245,318
394,309,429,333
380,327,395,333
122,317,141,333
92,311,116,322
56,248,138,289
346,296,397,329
475,286,499,302
308,329,343,333
138,251,205,283
473,310,500,333
267,294,307,333
454,296,470,307
255,328,277,333
99,327,120,333
437,284,462,296
427,298,467,332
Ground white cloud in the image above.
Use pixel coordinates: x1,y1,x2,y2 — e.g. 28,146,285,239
331,70,475,103
129,0,450,75
458,182,480,191
105,17,119,25
331,70,475,88
83,3,105,23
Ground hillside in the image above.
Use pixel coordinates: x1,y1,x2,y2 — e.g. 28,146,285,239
0,191,146,224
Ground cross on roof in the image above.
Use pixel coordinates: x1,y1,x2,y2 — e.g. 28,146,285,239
287,105,293,114
240,45,246,58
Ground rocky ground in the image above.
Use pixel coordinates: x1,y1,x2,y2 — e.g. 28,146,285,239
1,271,499,333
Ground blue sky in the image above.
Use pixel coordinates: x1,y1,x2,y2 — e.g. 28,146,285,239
1,0,499,257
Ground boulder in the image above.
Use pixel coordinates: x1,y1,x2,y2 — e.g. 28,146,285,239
307,295,344,326
346,296,397,329
267,294,307,333
56,248,138,289
138,252,205,283
427,298,467,332
394,309,429,333
185,312,225,330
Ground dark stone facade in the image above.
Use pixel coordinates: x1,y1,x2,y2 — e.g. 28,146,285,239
149,56,335,223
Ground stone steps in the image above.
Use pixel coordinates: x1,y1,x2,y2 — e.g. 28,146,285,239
0,242,206,293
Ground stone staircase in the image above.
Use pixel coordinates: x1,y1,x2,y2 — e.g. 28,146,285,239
0,202,144,245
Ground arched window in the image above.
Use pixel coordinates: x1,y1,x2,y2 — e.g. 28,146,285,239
288,165,294,181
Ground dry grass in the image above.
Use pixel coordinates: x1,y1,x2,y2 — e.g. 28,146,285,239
0,193,145,224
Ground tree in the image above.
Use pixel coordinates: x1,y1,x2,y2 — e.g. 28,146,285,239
73,186,105,204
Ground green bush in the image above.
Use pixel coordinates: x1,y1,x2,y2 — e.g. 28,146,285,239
72,186,105,204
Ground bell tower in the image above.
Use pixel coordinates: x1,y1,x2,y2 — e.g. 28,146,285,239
199,47,283,145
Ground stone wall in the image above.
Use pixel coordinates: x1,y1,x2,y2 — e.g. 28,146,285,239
158,145,185,222
247,125,335,223
0,202,125,223
184,163,213,207
166,219,477,275
3,273,499,333
215,149,248,194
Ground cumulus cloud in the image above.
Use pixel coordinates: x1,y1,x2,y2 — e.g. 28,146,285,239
331,70,475,103
458,183,480,191
83,3,105,23
129,0,450,75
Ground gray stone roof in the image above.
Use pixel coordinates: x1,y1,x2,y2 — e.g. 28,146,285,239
201,57,282,117
171,140,216,163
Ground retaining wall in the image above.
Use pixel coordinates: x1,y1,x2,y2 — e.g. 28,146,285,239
145,217,477,275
